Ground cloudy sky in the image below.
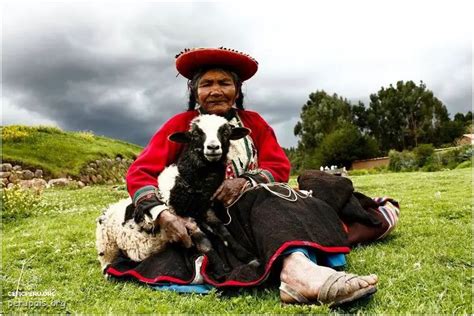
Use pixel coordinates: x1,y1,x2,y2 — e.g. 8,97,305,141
2,0,472,148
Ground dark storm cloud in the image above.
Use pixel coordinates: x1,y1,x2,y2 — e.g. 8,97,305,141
2,2,472,148
2,3,254,146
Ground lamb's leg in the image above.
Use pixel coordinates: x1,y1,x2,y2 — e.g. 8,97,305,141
186,219,231,276
204,209,260,267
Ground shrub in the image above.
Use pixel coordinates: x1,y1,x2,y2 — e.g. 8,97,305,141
388,150,417,171
1,126,31,142
2,125,63,142
458,145,473,161
455,159,472,169
414,144,435,167
36,125,63,134
77,130,95,141
1,185,43,222
317,124,379,168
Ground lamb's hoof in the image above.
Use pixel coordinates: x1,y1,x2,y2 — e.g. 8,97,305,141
223,264,232,273
247,259,260,268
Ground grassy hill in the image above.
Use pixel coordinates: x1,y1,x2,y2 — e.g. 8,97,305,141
1,125,143,178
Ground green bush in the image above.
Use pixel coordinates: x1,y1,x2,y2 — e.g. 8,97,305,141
458,145,473,161
1,186,43,222
434,145,472,169
316,124,379,168
414,144,435,167
389,150,417,171
455,159,472,169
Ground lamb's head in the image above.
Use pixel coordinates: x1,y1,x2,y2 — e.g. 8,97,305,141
169,114,250,162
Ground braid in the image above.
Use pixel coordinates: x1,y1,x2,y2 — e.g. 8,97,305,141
188,90,197,110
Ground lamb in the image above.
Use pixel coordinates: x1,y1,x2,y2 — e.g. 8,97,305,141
96,114,257,275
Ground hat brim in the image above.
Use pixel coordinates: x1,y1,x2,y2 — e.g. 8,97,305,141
176,48,258,81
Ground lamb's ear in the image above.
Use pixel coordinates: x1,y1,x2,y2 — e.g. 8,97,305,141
168,132,191,143
230,127,251,140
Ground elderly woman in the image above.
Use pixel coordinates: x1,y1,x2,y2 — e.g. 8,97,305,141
106,47,380,306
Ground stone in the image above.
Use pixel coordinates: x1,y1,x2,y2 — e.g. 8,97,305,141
8,173,20,184
77,181,86,188
91,175,97,183
13,165,22,171
1,178,8,187
0,171,12,178
7,183,15,189
22,170,35,180
80,175,90,184
96,174,103,183
48,178,70,187
89,162,97,169
1,163,13,172
18,179,48,190
84,167,96,175
35,169,43,178
106,180,114,185
115,157,122,162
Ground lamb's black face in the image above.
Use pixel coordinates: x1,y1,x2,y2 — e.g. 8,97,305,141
194,116,229,162
169,115,251,163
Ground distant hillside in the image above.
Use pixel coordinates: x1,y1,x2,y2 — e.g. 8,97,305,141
1,125,143,178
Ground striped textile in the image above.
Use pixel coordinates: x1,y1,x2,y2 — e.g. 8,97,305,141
373,197,400,240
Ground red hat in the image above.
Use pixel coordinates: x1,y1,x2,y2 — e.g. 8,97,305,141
175,47,259,81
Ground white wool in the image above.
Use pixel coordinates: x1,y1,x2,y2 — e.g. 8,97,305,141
95,197,168,273
157,164,179,205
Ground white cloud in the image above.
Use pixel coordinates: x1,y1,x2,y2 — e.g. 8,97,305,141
1,98,60,127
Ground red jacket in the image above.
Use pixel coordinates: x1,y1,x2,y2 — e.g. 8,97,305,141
126,109,291,204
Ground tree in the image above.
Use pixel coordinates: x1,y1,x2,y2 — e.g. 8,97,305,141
315,124,379,168
294,91,352,151
367,80,451,152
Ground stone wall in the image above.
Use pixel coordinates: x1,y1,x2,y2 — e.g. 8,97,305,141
78,157,133,185
1,157,133,189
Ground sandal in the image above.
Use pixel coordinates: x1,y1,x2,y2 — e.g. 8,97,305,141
280,272,378,307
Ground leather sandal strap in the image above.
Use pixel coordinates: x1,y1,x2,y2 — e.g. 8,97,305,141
318,272,349,302
279,282,310,304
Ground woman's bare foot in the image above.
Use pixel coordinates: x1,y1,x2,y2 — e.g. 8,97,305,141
280,252,378,304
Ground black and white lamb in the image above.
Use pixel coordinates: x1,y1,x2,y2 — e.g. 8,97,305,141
96,114,257,275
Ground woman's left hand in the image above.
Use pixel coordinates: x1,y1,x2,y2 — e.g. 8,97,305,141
212,178,249,207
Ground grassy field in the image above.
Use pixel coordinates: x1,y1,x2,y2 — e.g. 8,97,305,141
1,125,142,178
1,169,472,314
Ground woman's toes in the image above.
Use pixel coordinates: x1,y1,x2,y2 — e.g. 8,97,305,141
367,274,378,284
356,278,369,288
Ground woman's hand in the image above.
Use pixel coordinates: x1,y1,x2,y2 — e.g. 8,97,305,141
157,210,195,248
212,178,249,207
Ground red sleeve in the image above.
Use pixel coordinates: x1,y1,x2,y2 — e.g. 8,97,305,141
126,111,197,204
239,110,291,183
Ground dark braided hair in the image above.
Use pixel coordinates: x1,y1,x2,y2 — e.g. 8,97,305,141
187,67,244,111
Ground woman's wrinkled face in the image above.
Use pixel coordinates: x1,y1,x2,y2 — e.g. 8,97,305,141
196,69,239,115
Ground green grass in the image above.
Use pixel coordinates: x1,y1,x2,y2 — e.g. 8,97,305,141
1,169,472,313
1,125,142,178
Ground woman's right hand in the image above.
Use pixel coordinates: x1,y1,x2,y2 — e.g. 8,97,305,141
157,210,194,248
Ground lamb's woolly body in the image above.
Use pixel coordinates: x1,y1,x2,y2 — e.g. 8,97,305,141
96,197,167,271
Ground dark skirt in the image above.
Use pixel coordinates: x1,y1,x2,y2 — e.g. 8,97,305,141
105,185,350,288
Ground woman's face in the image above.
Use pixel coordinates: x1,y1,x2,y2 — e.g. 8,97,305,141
196,69,239,115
